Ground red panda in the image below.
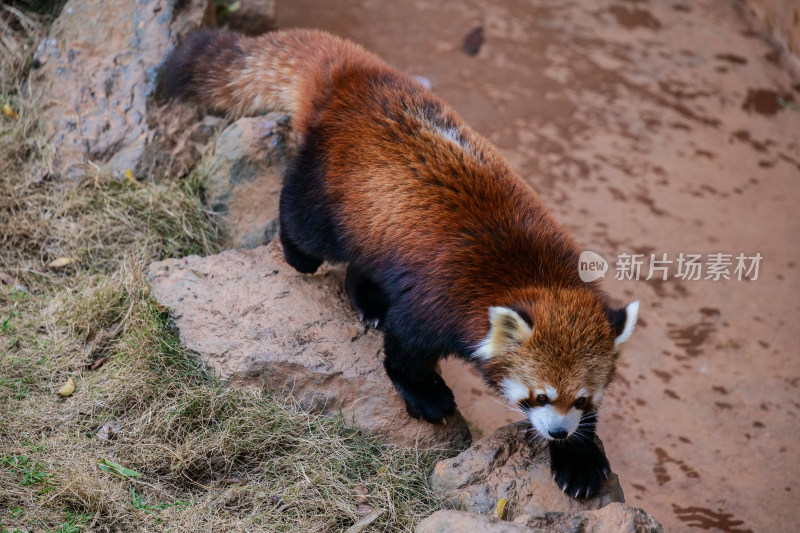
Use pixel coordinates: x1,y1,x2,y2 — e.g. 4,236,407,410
159,28,639,499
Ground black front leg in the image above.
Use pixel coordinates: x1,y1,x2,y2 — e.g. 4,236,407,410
345,265,390,328
382,331,455,424
279,228,323,274
549,411,610,499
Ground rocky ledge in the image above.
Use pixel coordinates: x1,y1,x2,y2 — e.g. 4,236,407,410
147,242,664,530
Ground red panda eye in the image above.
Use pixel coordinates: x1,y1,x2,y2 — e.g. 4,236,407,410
574,397,587,409
535,394,548,405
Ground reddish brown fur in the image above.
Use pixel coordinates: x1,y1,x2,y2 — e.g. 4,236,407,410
165,30,631,497
168,27,619,388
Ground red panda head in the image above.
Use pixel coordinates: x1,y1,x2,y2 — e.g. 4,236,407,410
476,287,638,441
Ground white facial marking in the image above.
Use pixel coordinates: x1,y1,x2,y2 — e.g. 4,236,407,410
576,388,587,399
545,384,558,400
529,405,583,440
501,378,529,404
593,390,604,403
615,300,640,346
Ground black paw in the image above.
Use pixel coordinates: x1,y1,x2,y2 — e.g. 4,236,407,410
549,438,610,499
281,234,322,274
400,376,456,424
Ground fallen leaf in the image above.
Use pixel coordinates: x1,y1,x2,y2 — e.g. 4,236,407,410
353,483,368,502
495,497,509,520
0,272,14,285
344,508,386,533
97,458,141,479
357,503,374,516
47,257,78,269
2,103,19,119
57,377,75,398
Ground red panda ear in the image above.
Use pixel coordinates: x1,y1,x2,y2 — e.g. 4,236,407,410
476,306,533,360
607,301,639,346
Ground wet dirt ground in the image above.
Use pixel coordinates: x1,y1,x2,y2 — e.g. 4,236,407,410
277,1,800,531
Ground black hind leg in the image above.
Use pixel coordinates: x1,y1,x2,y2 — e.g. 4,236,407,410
346,265,390,328
382,331,455,424
279,228,323,274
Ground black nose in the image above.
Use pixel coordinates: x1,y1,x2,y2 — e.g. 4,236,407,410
549,429,568,440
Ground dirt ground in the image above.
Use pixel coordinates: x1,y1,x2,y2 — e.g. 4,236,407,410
276,1,799,531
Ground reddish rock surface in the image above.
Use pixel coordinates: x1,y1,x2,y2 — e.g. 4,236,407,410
429,422,624,520
146,242,472,450
29,0,277,179
31,0,195,177
416,504,664,533
203,114,292,248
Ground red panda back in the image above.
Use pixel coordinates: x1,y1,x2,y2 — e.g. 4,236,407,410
162,28,597,346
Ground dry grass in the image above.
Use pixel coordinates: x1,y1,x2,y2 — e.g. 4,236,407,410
0,7,450,532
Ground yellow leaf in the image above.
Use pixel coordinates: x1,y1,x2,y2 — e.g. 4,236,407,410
57,377,75,398
125,169,135,182
2,103,19,119
495,497,509,520
47,257,78,268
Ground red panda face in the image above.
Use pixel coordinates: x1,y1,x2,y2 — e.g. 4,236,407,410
476,288,639,440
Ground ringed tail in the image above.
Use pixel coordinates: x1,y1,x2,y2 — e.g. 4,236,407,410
158,28,386,134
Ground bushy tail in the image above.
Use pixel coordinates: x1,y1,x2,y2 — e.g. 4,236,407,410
158,28,383,133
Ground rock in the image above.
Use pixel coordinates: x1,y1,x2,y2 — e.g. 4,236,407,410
516,502,666,532
203,114,291,248
30,0,220,179
146,241,472,450
416,510,532,533
416,504,665,533
429,422,624,520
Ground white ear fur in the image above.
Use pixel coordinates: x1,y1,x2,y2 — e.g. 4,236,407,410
476,306,533,360
614,300,639,346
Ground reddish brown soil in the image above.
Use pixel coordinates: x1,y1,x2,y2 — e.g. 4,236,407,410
277,1,800,531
